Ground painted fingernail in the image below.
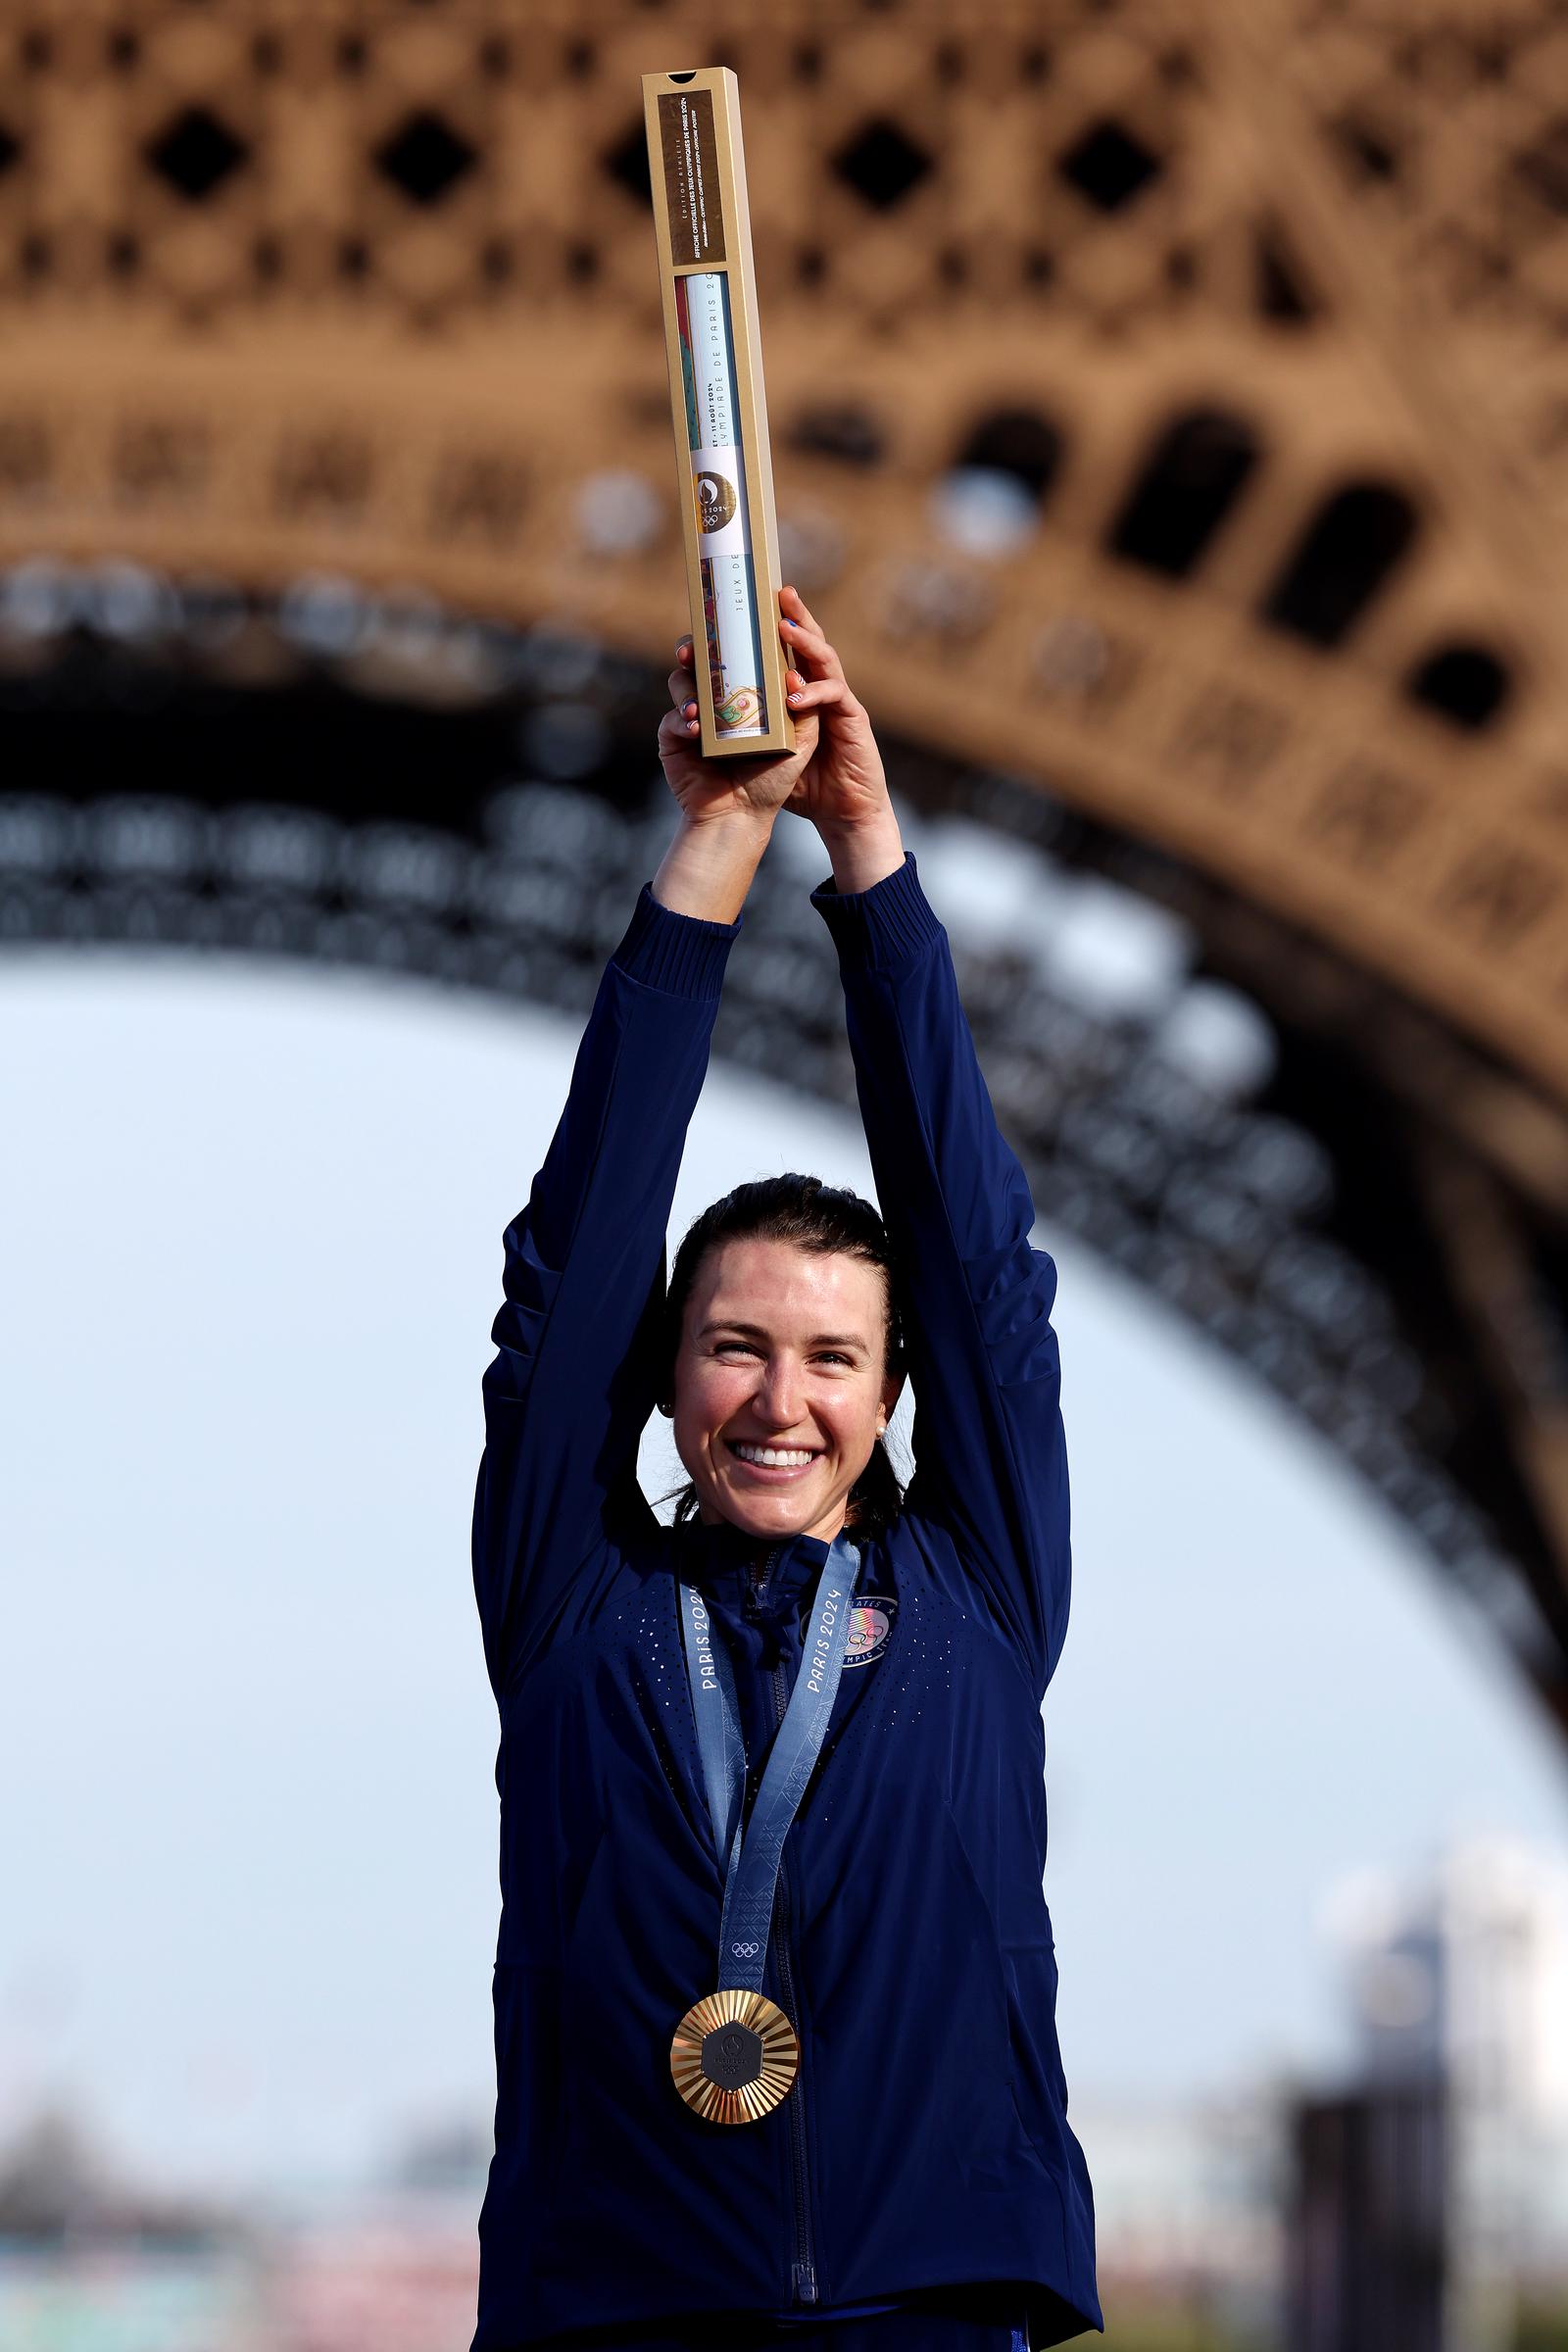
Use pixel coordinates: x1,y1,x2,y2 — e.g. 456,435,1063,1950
788,692,804,705
686,717,700,731
683,701,697,714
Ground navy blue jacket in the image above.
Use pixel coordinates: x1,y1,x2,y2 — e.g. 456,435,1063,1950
470,855,1102,2347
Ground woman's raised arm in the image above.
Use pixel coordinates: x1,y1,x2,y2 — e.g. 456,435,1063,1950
784,591,1072,1698
472,623,822,1695
472,844,739,1696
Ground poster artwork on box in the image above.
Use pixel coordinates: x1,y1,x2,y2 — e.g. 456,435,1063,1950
660,91,726,268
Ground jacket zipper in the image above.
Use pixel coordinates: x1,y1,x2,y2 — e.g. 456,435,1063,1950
750,1550,818,2309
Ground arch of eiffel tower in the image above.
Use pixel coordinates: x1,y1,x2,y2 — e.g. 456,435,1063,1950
3,0,1568,1740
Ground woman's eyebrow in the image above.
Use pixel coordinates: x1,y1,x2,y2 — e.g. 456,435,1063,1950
699,1319,867,1349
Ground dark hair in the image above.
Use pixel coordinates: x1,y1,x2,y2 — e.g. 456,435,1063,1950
662,1172,906,1537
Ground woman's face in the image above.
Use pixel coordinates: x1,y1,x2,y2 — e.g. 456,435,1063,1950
671,1237,904,1545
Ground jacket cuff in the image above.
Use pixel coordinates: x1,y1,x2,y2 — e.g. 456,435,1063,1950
809,853,943,973
612,882,741,999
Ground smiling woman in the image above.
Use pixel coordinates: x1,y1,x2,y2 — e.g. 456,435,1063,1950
660,1183,908,1543
467,585,1101,2351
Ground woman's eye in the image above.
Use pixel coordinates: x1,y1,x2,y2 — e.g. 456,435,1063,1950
714,1341,757,1358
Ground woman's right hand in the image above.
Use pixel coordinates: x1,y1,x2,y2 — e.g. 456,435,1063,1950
653,637,797,923
657,629,817,830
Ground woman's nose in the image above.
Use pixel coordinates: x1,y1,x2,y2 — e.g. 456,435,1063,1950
754,1357,805,1426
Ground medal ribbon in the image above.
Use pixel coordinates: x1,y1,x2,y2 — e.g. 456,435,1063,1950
678,1536,859,1995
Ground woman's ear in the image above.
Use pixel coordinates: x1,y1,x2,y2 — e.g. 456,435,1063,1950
877,1372,905,1434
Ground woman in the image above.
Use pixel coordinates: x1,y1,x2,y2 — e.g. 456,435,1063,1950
470,589,1102,2352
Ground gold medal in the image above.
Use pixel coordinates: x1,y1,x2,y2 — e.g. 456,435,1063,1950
672,1543,858,2126
670,1987,799,2124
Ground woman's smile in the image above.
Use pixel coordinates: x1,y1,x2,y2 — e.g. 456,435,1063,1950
725,1437,824,1481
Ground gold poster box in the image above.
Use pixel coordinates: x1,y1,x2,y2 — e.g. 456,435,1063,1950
642,68,796,760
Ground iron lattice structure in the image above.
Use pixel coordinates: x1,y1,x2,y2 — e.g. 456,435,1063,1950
0,0,1566,1736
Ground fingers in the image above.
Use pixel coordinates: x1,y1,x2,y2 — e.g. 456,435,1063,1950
658,706,701,754
778,584,844,679
783,670,860,719
667,635,700,730
669,601,848,732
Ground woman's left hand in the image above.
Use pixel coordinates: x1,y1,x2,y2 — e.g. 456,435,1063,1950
773,585,894,841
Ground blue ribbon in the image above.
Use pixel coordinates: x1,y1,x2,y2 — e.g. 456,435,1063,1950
678,1535,859,1994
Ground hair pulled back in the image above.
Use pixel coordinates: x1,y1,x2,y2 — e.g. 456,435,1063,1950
663,1172,906,1536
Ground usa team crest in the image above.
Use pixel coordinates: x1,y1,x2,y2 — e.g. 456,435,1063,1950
842,1594,898,1670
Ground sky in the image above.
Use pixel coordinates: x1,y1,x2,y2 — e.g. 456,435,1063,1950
3,943,1566,2203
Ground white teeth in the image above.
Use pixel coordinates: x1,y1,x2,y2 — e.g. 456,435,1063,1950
732,1443,815,1468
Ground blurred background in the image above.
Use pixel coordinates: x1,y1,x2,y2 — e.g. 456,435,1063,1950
4,2,1568,2347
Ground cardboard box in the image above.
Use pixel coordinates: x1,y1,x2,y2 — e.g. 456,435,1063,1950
642,68,796,760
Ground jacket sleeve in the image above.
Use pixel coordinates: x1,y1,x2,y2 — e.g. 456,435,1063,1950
811,853,1070,1695
472,882,740,1695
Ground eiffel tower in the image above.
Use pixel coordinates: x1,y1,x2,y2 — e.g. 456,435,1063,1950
1,0,1566,1739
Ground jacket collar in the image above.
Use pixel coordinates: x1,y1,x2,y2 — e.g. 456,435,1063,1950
676,1515,836,1593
